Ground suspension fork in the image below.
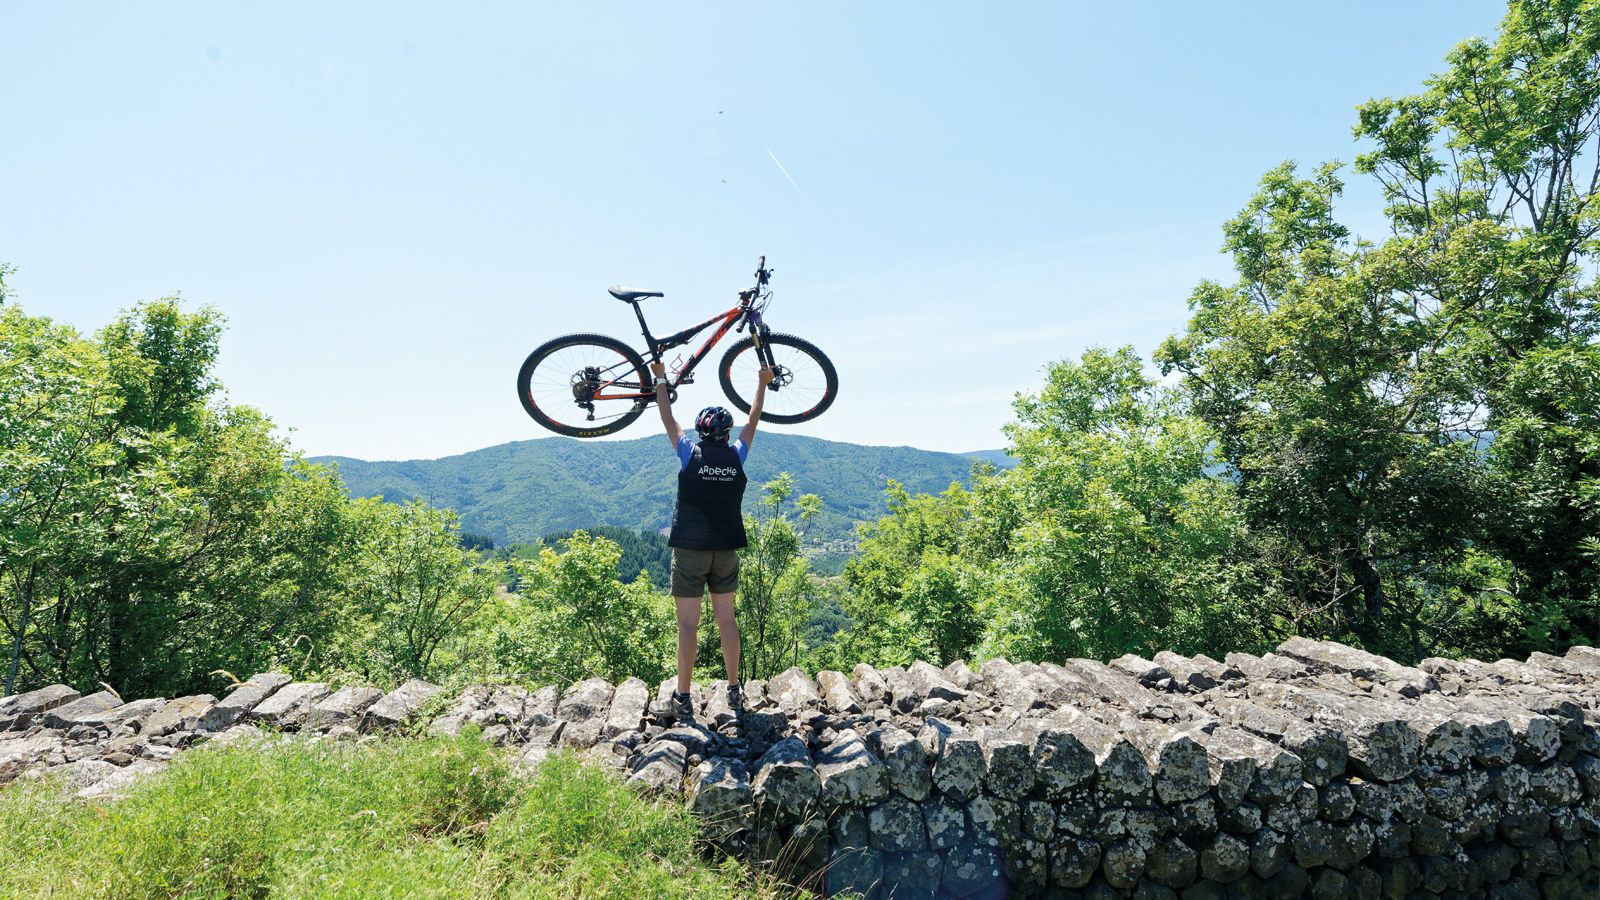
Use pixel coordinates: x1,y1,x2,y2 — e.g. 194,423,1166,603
748,309,773,367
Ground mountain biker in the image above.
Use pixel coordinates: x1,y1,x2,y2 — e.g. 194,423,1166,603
647,360,773,723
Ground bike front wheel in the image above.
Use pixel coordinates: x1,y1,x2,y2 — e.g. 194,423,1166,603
517,333,652,437
719,332,838,424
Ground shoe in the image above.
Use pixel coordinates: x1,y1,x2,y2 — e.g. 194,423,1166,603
649,691,693,723
727,682,745,717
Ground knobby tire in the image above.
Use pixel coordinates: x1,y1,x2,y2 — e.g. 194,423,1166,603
718,332,838,424
517,333,652,437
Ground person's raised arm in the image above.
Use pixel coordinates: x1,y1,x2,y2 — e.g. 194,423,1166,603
650,362,684,448
738,366,775,449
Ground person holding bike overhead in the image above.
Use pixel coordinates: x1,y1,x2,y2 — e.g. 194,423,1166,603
647,360,774,723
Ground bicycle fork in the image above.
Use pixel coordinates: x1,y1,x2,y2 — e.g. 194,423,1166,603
750,323,784,392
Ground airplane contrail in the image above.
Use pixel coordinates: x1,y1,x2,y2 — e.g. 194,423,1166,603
766,149,807,199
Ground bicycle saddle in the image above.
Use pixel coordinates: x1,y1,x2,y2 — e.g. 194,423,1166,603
608,286,664,302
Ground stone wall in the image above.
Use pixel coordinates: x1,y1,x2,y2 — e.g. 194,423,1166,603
4,639,1600,900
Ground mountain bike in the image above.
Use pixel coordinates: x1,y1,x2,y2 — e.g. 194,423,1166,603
516,256,838,438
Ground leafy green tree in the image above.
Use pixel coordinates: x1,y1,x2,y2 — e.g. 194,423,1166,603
732,474,822,682
0,306,122,695
97,298,222,440
1157,0,1600,659
973,347,1272,663
1348,0,1600,652
1155,163,1488,659
834,481,986,668
332,499,502,683
491,531,671,685
1,301,358,697
534,525,672,589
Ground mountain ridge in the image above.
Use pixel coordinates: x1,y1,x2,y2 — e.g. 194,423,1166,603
311,433,1012,545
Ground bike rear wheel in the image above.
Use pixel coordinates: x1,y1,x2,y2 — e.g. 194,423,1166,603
719,332,838,424
517,333,653,437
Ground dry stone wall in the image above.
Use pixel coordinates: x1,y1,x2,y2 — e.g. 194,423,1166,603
4,640,1600,900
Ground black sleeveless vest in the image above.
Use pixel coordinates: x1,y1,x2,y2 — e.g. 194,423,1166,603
668,440,749,550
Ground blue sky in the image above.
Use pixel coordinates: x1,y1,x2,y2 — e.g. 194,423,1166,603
3,2,1507,460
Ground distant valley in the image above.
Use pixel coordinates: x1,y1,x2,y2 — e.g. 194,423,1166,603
311,434,1013,546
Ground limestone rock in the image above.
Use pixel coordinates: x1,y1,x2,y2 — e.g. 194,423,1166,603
849,663,891,709
751,735,820,826
883,850,941,900
1276,636,1436,697
814,729,890,811
53,696,163,732
925,726,985,803
687,757,752,837
0,685,79,731
943,659,980,691
142,695,216,736
628,738,686,794
816,670,863,715
602,677,650,737
1015,717,1097,799
556,677,614,722
768,667,822,714
248,683,331,728
308,685,385,730
40,691,123,730
362,679,441,731
977,727,1036,800
866,794,926,853
1050,836,1102,889
907,660,967,705
1047,705,1153,807
1097,708,1211,804
196,677,289,732
867,725,932,801
826,846,884,900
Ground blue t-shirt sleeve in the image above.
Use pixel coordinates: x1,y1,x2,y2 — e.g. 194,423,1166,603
677,436,747,468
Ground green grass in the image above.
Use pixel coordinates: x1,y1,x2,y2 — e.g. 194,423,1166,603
0,731,780,899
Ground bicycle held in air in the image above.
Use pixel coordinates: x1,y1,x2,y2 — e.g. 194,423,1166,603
516,256,838,438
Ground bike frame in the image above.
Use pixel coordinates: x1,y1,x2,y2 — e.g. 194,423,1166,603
591,259,774,404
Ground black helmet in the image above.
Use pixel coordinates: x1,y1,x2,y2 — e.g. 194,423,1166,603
696,406,734,441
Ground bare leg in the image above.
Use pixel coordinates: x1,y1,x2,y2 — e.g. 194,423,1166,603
674,595,702,695
710,591,741,686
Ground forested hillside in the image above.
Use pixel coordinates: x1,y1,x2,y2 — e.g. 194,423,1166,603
312,435,1009,545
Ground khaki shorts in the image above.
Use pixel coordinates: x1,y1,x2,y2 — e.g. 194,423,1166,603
671,548,740,596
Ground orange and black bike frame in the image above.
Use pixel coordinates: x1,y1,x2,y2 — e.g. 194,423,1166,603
590,257,775,404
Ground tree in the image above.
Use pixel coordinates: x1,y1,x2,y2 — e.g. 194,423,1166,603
490,531,670,685
835,480,985,668
974,347,1272,663
734,474,822,682
1155,163,1488,660
0,307,122,695
1351,0,1600,651
1158,0,1600,660
1,301,355,697
333,499,501,682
